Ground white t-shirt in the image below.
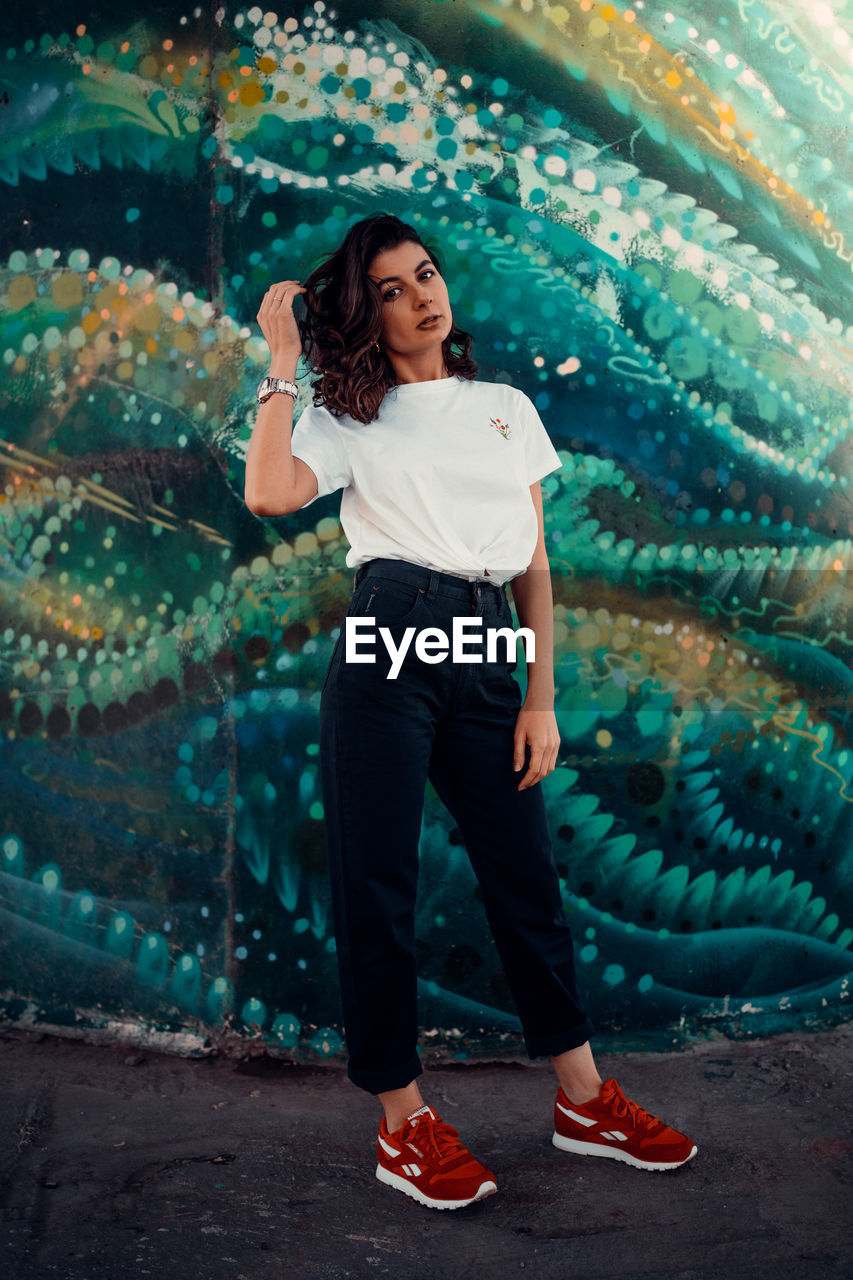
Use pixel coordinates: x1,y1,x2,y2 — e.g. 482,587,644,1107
289,374,562,586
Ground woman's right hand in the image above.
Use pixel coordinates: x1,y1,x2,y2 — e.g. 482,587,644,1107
257,280,306,367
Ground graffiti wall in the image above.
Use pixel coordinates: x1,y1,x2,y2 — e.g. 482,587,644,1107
1,0,851,1064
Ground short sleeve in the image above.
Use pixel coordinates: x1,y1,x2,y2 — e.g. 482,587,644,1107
517,392,562,485
289,401,352,508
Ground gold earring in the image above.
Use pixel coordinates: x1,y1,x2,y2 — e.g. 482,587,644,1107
373,341,380,352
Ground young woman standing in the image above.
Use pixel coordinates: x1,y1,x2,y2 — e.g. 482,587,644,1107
245,214,697,1211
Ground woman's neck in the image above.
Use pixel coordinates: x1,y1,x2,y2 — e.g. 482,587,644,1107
386,350,449,385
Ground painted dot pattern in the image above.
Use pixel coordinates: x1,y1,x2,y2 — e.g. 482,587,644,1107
0,1,851,1060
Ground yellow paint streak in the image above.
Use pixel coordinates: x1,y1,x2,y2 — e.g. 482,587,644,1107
472,0,842,259
0,440,228,542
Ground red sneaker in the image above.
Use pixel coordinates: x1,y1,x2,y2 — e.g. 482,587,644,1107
376,1104,498,1210
552,1078,698,1171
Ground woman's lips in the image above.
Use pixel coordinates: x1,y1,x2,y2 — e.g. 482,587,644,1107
417,314,442,329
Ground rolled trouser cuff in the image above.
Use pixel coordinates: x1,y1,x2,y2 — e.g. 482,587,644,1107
524,1016,596,1059
347,1050,424,1096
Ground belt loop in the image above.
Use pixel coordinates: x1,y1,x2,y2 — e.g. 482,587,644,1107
424,568,440,604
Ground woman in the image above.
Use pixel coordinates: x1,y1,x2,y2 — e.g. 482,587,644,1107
245,214,697,1211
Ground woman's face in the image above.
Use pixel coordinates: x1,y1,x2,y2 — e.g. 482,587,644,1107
367,240,453,357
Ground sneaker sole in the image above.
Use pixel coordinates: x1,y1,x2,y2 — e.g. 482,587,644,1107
552,1132,698,1171
375,1163,498,1210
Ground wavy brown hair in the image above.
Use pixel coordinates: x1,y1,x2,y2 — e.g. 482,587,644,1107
299,213,477,424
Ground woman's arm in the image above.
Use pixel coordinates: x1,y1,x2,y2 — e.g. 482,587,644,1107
245,281,317,516
507,482,560,789
509,482,556,709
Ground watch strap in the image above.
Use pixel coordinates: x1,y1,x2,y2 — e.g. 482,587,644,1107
257,376,298,403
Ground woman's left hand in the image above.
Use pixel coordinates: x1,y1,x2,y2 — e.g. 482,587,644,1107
513,705,561,790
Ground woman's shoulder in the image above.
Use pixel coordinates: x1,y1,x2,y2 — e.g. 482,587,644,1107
458,377,535,410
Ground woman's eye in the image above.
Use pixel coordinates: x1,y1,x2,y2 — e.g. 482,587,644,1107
382,270,435,300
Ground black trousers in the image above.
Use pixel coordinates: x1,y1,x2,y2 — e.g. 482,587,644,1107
318,558,595,1095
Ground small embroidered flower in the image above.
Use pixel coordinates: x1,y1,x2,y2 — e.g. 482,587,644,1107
490,416,512,440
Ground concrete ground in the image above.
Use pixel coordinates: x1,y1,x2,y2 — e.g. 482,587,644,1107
1,1021,852,1280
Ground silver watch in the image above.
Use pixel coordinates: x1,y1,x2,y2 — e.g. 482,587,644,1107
257,376,298,404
